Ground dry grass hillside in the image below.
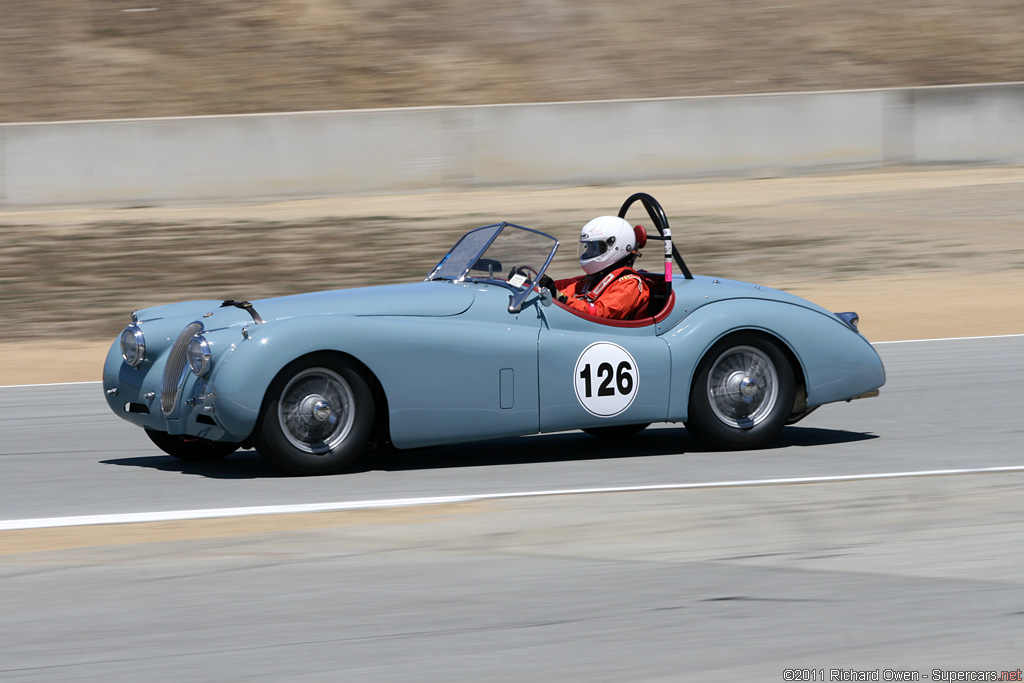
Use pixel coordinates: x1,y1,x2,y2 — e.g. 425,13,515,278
1,0,1022,123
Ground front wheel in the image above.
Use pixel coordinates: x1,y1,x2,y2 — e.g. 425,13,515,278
145,429,240,461
253,354,375,476
685,333,795,450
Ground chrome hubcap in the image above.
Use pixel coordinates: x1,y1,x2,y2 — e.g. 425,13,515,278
278,368,356,454
707,345,779,429
298,395,333,423
312,400,333,422
738,376,759,401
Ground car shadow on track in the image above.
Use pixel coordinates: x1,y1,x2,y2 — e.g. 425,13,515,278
355,425,877,473
99,425,877,478
100,450,281,479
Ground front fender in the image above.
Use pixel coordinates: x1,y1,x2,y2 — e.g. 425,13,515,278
205,315,459,439
203,319,365,437
209,305,544,448
662,298,885,420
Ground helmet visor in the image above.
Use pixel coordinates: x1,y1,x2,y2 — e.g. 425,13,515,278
578,239,607,261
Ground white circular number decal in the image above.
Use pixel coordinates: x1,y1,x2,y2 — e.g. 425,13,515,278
574,342,639,417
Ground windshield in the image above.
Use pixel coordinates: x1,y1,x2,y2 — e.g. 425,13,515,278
426,223,559,292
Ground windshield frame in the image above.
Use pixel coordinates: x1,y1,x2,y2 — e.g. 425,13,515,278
425,222,560,313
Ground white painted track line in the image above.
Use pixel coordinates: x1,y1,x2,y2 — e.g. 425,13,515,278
4,465,1024,531
873,333,1024,344
1,380,101,389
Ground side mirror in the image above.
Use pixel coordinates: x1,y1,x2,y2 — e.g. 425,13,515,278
509,288,551,314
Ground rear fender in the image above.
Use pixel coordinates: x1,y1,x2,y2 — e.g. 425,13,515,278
662,299,885,420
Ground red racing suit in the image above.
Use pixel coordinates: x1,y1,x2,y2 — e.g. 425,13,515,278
554,266,651,320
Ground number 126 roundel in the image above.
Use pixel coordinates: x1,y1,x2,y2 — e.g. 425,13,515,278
574,342,639,417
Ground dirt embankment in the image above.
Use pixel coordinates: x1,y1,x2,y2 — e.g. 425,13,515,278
1,0,1022,123
2,166,1022,385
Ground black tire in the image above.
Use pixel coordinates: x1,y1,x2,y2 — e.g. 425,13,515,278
145,428,240,461
582,423,650,438
253,354,375,476
684,333,796,450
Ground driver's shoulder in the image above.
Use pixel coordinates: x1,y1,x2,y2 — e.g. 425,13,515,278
612,267,652,287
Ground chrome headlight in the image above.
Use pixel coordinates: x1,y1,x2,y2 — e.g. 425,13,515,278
120,324,146,367
187,336,211,377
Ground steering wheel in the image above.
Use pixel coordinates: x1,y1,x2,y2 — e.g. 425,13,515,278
508,264,539,284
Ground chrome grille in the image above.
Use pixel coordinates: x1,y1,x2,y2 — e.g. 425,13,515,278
161,322,203,416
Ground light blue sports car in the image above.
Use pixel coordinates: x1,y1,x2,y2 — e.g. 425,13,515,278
103,193,884,475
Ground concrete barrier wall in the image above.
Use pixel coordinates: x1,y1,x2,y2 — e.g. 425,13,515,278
1,82,1021,207
907,83,1024,163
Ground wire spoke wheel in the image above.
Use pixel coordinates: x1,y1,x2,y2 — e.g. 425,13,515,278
278,368,356,454
706,345,779,429
255,354,375,476
685,333,795,450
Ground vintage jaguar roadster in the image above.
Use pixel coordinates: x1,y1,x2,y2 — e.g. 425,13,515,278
103,193,885,475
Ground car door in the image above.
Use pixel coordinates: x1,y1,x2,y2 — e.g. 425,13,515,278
377,283,544,448
537,302,672,433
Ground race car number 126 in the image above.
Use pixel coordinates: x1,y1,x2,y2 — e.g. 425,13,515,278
574,342,639,417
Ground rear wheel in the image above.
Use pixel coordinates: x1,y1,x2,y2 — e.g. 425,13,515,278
685,333,795,450
145,429,240,461
254,354,374,476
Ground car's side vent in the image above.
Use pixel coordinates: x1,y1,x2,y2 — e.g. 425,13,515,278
161,322,203,416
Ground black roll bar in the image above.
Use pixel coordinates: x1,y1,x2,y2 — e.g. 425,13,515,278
617,193,694,293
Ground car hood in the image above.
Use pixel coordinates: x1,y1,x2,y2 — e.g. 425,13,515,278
253,281,475,321
132,281,475,329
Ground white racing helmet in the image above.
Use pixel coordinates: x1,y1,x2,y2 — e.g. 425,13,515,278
578,216,637,275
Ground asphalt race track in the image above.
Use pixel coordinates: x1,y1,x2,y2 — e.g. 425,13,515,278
2,336,1023,681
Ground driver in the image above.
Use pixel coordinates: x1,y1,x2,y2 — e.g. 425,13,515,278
540,216,651,320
